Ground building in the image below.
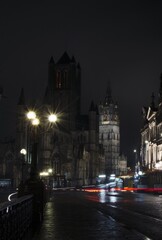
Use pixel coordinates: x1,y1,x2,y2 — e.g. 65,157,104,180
140,73,162,171
98,85,120,176
13,52,128,187
0,138,15,188
15,52,104,188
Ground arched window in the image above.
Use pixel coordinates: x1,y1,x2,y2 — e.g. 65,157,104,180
64,70,68,88
101,133,103,140
56,71,62,89
108,133,110,140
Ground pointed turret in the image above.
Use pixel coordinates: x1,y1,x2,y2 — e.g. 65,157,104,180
95,104,99,115
57,51,71,64
104,82,113,106
77,62,81,69
49,56,55,64
151,92,155,110
43,86,50,105
89,101,95,111
48,56,55,91
71,56,76,63
158,73,162,104
18,88,25,105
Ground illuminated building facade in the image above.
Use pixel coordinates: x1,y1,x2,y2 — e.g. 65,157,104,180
140,74,162,171
98,86,120,176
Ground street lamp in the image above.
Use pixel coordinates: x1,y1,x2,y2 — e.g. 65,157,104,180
26,111,36,120
133,149,138,174
26,112,40,178
26,110,58,179
20,148,27,183
18,111,58,220
20,148,27,155
48,114,57,123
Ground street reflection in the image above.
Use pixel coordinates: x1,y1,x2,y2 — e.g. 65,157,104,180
99,190,119,203
86,195,98,202
109,195,118,203
98,189,106,203
85,189,121,204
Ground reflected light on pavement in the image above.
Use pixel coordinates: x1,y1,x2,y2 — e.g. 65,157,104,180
109,196,118,203
99,190,106,203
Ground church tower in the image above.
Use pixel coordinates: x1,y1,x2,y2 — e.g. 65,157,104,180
48,52,81,131
99,84,120,176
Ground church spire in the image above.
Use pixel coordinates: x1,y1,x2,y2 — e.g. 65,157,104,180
49,56,55,64
104,81,113,105
17,88,25,105
158,73,162,104
43,86,50,105
151,92,155,110
89,100,95,111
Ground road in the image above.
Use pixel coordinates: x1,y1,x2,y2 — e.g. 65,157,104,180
30,188,162,240
82,188,162,239
1,187,162,239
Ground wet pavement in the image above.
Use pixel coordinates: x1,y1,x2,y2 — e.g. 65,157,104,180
31,191,148,240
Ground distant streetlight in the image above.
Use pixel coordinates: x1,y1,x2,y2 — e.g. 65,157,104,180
40,171,49,176
48,168,53,173
39,168,53,177
133,149,138,174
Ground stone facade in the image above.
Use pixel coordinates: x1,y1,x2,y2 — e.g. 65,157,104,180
3,52,128,188
140,74,162,171
15,52,104,187
98,86,120,175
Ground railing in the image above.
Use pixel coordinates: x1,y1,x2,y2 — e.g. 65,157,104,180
0,194,33,240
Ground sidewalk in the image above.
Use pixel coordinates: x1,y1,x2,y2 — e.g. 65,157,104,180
30,191,147,240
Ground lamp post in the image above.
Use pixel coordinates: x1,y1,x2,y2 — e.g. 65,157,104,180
133,149,138,175
20,148,27,183
18,111,57,225
28,114,40,179
18,110,58,221
26,110,58,179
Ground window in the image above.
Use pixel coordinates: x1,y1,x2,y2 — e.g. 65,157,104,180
101,133,103,140
56,71,62,89
64,70,68,88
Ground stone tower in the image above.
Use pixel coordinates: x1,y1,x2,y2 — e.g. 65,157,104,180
48,52,81,131
98,84,120,176
88,101,99,184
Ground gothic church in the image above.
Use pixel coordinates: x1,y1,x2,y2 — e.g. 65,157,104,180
15,52,126,188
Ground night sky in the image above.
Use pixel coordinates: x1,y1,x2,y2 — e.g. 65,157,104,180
1,0,162,166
